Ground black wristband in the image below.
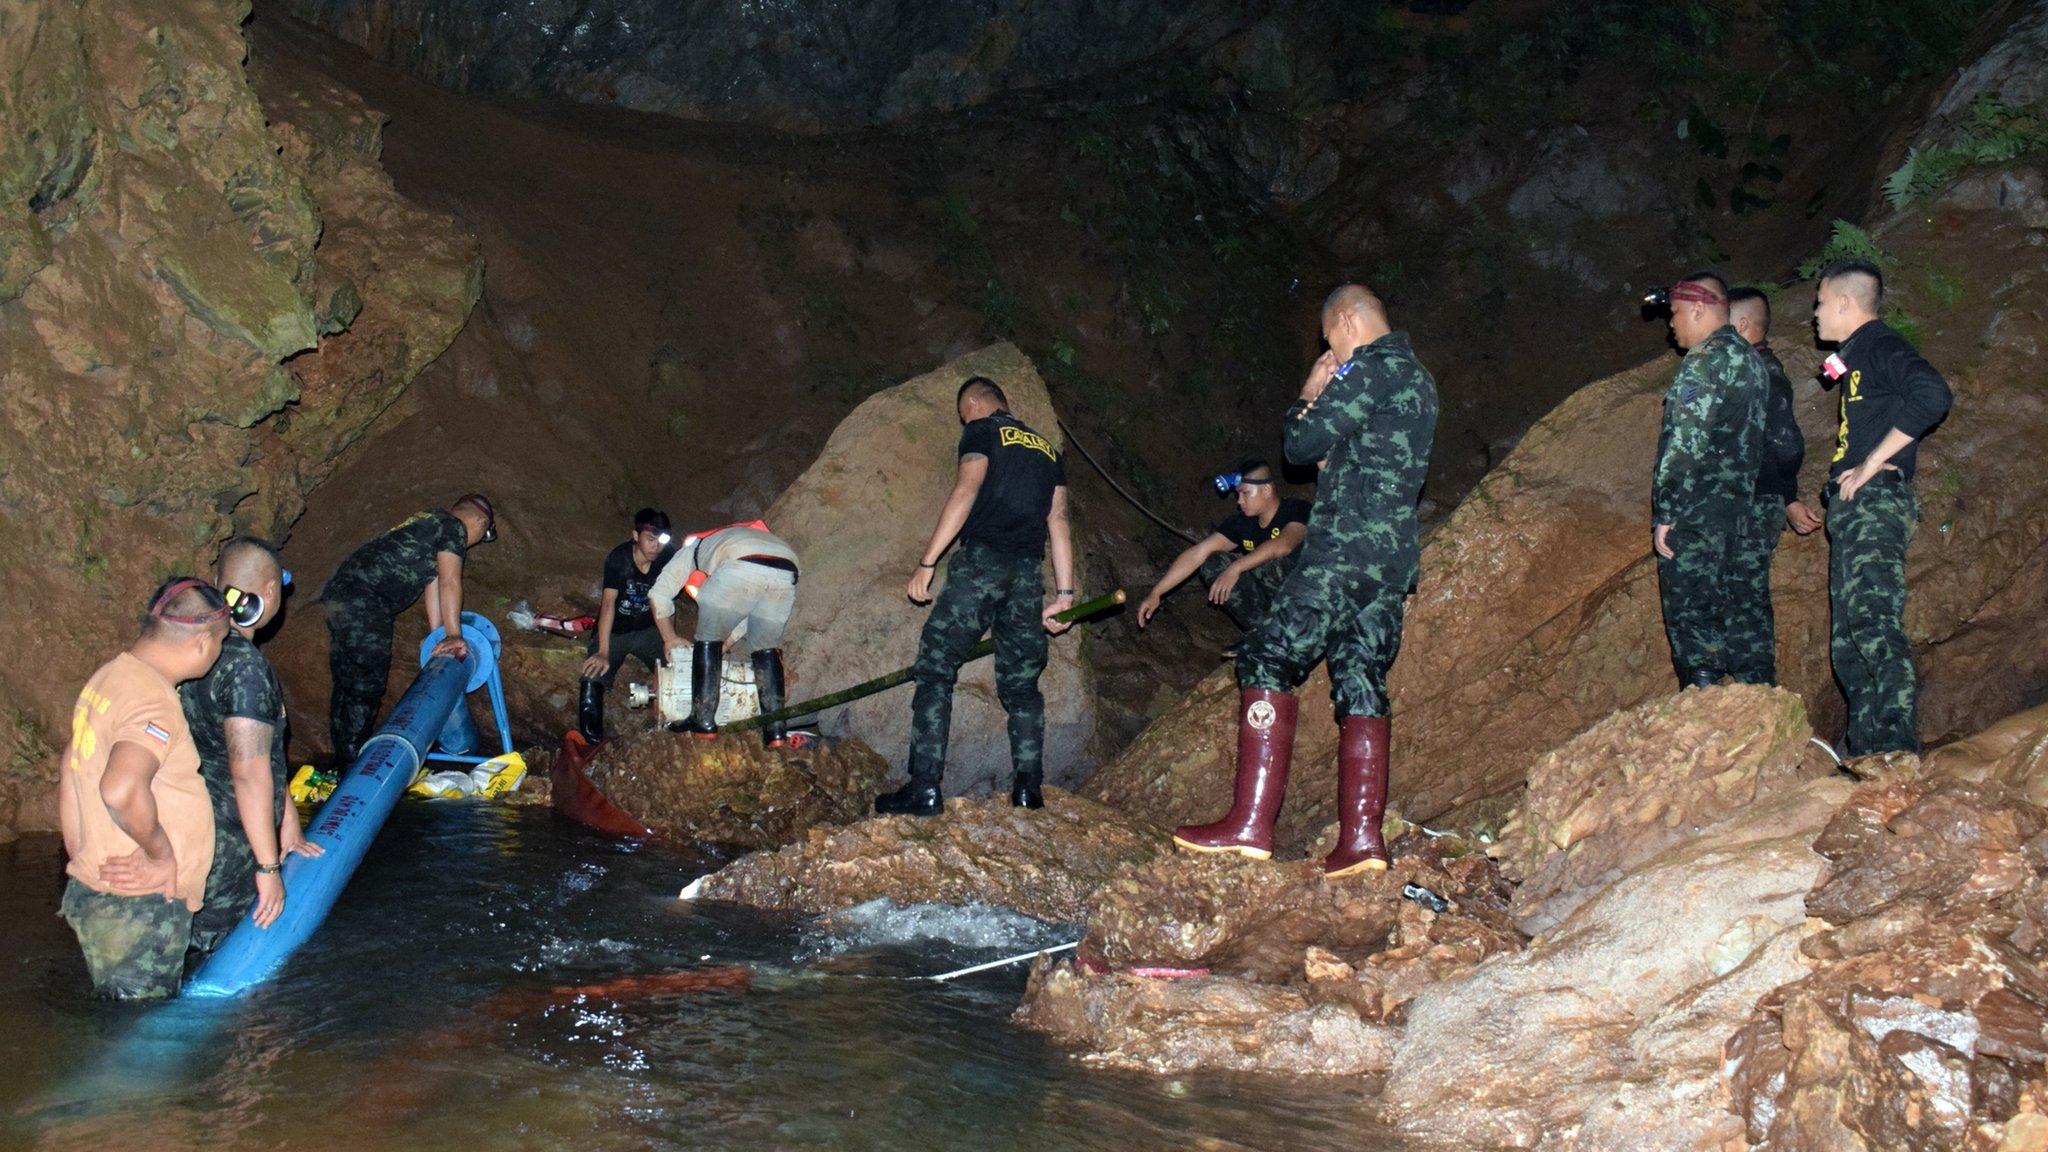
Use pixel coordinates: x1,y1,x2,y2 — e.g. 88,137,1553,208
918,561,938,569
1056,588,1076,596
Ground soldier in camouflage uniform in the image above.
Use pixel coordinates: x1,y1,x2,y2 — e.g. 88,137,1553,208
1812,259,1952,756
1724,288,1823,686
1174,285,1437,878
184,538,320,956
58,579,228,998
876,377,1076,817
1650,273,1767,689
323,494,496,765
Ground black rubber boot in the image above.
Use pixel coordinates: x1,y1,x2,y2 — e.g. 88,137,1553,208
687,641,721,737
577,678,606,743
751,649,787,749
1010,773,1044,809
874,780,943,817
1681,667,1722,690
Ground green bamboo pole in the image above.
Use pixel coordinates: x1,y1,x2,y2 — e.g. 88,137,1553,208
724,589,1126,733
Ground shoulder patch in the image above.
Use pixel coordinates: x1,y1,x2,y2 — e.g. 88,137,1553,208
142,722,171,745
998,425,1057,461
1680,381,1702,405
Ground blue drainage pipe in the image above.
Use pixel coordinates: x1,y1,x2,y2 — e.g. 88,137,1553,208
185,613,508,997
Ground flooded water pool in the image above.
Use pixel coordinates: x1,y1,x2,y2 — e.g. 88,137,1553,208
1,803,1411,1151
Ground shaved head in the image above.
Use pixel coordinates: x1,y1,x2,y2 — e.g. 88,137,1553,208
1814,258,1885,343
216,536,282,590
1322,284,1386,326
1320,283,1392,361
1727,287,1770,345
139,578,227,639
1819,260,1884,313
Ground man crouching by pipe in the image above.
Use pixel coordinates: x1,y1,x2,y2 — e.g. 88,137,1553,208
649,520,800,747
1173,285,1437,876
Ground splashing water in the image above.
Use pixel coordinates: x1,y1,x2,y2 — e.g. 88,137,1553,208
0,804,1414,1151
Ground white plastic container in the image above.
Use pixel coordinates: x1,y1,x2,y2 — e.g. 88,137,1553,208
654,657,760,728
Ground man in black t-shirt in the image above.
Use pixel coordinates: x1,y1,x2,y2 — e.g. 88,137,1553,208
576,508,675,741
876,376,1077,816
1812,259,1952,755
1137,459,1308,651
321,493,497,764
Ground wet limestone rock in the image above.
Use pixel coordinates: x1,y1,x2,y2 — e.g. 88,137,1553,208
582,731,891,850
1379,776,1853,1150
1925,702,2048,809
1728,774,2048,1149
0,0,478,834
1014,838,1519,1075
766,343,1098,794
1015,962,1399,1077
1493,683,1825,934
1076,845,1519,985
692,791,1161,924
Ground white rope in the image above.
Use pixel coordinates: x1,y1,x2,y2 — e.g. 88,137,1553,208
925,941,1079,982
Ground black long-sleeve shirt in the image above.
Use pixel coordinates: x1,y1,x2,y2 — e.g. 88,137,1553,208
1828,319,1952,482
1755,343,1805,504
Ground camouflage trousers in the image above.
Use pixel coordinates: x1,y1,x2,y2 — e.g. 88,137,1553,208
908,545,1048,788
1656,521,1745,680
1198,553,1289,633
188,776,289,955
1724,496,1786,686
1829,475,1920,756
326,595,394,765
1237,561,1407,720
60,879,193,1000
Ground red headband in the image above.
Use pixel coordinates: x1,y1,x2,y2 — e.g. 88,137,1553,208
1668,281,1726,306
151,578,228,625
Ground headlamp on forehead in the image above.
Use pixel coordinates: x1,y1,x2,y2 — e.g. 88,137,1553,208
656,532,672,547
1646,281,1726,310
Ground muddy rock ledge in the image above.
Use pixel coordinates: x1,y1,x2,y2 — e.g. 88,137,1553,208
579,731,891,851
692,791,1164,925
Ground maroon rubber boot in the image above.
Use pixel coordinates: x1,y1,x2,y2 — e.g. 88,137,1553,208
1172,689,1297,859
1324,715,1391,877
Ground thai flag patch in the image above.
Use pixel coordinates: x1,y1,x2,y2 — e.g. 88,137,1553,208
142,722,171,744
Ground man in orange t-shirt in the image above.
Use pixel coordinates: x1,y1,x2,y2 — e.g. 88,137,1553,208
57,578,228,999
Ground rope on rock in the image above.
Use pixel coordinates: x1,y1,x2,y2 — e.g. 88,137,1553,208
925,941,1079,982
1055,418,1201,546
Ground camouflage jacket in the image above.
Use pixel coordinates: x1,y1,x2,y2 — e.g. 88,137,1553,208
1653,325,1766,529
1284,331,1439,590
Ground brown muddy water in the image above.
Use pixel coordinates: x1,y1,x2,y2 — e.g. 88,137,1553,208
1,803,1414,1150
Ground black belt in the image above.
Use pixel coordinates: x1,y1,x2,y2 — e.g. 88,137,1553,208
740,555,799,583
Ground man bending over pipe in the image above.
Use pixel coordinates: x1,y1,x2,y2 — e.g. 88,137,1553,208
1137,457,1308,656
321,494,497,765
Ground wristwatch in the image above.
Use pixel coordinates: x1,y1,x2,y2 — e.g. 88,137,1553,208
255,862,282,875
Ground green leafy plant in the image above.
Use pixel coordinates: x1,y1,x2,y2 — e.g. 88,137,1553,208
1883,94,2048,207
1798,219,1895,278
